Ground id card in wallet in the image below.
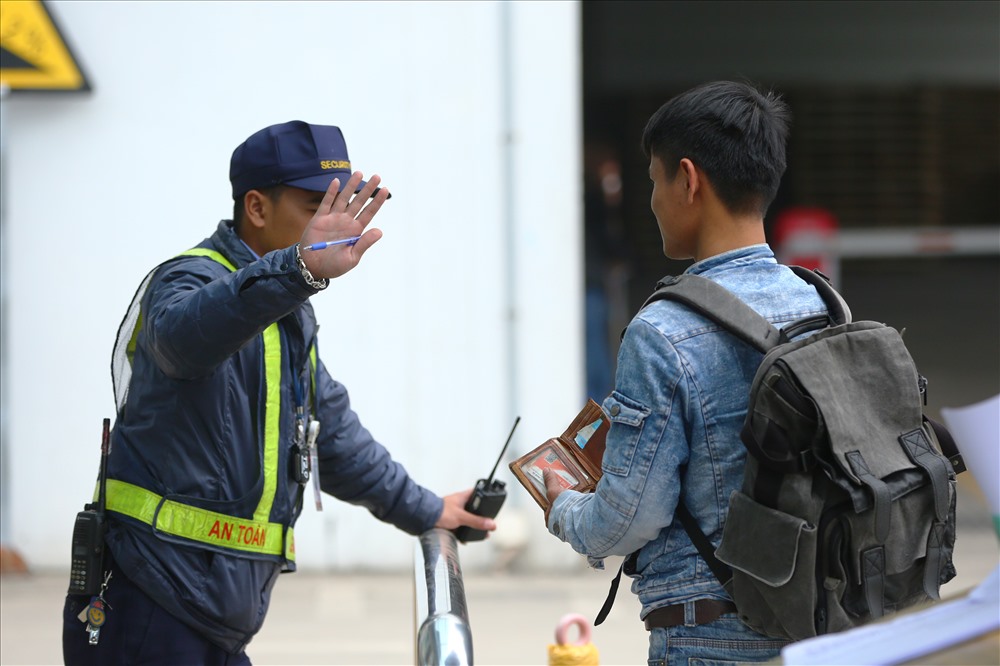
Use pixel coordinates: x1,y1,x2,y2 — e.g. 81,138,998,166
509,399,609,511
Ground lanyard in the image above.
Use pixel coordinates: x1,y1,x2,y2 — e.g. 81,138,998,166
290,344,323,510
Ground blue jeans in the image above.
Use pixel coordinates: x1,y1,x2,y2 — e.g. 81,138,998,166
647,615,788,665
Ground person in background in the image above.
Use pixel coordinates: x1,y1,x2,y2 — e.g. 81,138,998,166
63,120,495,665
583,140,631,403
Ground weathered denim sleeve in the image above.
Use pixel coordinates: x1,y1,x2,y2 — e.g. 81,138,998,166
547,315,690,558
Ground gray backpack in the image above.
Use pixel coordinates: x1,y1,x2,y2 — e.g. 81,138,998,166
644,267,966,641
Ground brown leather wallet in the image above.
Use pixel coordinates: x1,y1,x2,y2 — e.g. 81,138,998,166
643,599,738,630
509,399,609,510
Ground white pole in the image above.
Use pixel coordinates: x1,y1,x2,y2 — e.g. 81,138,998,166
0,82,11,550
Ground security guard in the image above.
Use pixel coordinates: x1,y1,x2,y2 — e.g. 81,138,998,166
63,121,496,664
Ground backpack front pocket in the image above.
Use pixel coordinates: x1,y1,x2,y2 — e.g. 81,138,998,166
717,490,819,640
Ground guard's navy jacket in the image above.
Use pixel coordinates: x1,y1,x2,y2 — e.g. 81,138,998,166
104,220,443,653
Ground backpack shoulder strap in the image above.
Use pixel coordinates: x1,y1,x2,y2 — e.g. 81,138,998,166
788,266,852,325
676,501,733,590
640,274,782,354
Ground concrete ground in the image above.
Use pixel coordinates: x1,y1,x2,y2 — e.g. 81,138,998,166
2,484,997,666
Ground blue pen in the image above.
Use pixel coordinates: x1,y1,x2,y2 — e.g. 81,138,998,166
302,236,361,251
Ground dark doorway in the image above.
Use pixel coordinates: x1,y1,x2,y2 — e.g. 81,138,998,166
580,1,1000,412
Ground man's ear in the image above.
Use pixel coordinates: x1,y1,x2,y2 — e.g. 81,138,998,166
243,190,269,229
678,158,700,204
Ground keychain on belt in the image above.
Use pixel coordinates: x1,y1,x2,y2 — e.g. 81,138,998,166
78,570,112,645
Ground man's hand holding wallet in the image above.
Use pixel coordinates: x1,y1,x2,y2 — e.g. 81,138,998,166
508,399,609,521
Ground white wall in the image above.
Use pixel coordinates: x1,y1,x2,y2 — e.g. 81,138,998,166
1,0,583,571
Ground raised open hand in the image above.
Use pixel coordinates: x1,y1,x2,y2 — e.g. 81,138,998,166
299,171,390,280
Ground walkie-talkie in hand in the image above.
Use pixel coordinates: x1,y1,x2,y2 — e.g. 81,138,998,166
453,416,520,543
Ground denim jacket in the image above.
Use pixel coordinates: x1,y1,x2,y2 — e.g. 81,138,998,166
548,245,827,619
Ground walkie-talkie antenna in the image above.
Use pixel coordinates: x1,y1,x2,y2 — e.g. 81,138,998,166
486,416,520,483
97,418,111,514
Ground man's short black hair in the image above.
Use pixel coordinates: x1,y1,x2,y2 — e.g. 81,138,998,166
232,185,286,231
641,81,790,217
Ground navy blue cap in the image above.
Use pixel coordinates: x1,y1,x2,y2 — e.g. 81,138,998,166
229,121,371,200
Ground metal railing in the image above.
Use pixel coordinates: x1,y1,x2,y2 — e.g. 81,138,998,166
414,528,473,665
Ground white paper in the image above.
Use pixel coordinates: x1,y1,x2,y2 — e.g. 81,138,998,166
782,564,1000,665
941,394,1000,516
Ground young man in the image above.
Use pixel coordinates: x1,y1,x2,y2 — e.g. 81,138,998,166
543,81,827,664
63,121,495,665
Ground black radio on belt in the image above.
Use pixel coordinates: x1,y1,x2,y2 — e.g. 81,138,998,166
454,416,520,543
68,419,111,597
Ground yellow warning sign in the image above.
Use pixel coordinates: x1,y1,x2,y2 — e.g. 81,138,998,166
0,0,90,92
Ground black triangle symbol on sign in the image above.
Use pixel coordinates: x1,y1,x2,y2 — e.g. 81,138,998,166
0,45,38,71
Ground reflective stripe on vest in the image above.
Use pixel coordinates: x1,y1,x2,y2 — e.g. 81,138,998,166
105,478,294,558
105,247,293,561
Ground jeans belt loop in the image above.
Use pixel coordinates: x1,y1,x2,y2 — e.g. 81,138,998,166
684,601,697,626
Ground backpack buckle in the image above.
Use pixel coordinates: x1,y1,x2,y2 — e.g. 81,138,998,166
797,449,817,472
